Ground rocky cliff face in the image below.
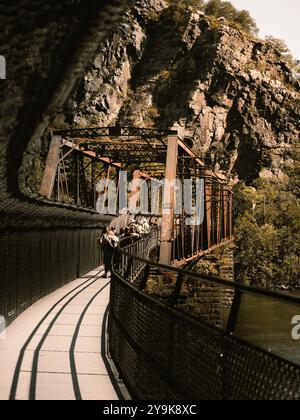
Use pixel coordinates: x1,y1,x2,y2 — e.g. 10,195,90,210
0,0,130,229
56,0,300,184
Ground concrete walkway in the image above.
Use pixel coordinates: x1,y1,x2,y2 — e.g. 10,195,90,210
0,268,118,400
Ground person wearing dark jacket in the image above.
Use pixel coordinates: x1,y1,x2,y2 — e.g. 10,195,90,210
100,227,119,277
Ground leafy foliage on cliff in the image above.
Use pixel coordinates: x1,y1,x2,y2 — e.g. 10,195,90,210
166,0,205,11
265,36,299,69
235,148,300,289
166,0,258,34
204,0,258,34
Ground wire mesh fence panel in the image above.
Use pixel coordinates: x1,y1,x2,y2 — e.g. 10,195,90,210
0,233,18,323
109,234,300,400
109,272,300,400
30,231,42,305
0,228,104,327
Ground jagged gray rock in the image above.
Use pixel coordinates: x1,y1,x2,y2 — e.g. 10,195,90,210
58,2,299,184
0,0,131,229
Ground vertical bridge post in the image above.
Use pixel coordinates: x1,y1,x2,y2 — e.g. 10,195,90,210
229,191,234,237
159,135,178,265
223,185,228,239
40,135,62,199
205,169,212,249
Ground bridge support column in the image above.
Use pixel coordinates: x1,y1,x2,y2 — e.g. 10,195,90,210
223,186,228,239
217,182,222,244
229,191,234,237
192,244,235,328
159,135,178,265
205,170,212,249
40,135,62,199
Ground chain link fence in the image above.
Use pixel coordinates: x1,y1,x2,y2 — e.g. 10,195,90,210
109,234,300,400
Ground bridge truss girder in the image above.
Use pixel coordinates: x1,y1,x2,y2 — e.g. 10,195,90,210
40,127,234,266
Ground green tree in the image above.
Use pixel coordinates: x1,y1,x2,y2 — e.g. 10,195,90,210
265,36,298,67
204,0,258,34
236,212,281,288
285,145,300,198
205,0,235,19
235,155,300,290
168,0,205,33
235,10,258,35
265,36,290,54
189,0,205,9
166,0,205,11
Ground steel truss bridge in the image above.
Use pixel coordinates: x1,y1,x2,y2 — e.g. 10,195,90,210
41,126,234,266
1,127,300,400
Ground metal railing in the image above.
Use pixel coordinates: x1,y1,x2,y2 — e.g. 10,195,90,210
115,229,160,283
109,232,300,400
0,229,103,326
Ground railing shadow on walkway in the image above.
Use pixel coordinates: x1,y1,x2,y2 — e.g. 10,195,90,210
108,230,300,400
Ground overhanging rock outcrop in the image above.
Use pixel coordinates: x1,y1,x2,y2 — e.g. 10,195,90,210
0,0,132,230
58,1,300,184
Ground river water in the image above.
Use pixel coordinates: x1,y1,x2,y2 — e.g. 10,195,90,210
235,291,300,365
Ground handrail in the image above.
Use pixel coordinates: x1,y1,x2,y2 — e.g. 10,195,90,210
115,233,300,307
111,256,300,371
109,231,300,400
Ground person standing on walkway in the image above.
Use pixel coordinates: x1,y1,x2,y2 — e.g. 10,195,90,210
100,227,119,277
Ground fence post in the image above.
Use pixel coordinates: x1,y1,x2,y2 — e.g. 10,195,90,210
125,256,133,281
139,264,150,290
169,273,185,306
226,290,242,334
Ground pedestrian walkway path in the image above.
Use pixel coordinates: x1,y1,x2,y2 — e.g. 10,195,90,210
0,268,119,400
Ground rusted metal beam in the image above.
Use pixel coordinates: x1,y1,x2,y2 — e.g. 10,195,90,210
177,138,205,167
229,191,234,237
205,170,213,249
62,140,153,181
173,239,235,267
217,184,222,244
159,135,178,265
62,139,123,169
223,187,228,239
40,135,62,199
53,126,177,139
